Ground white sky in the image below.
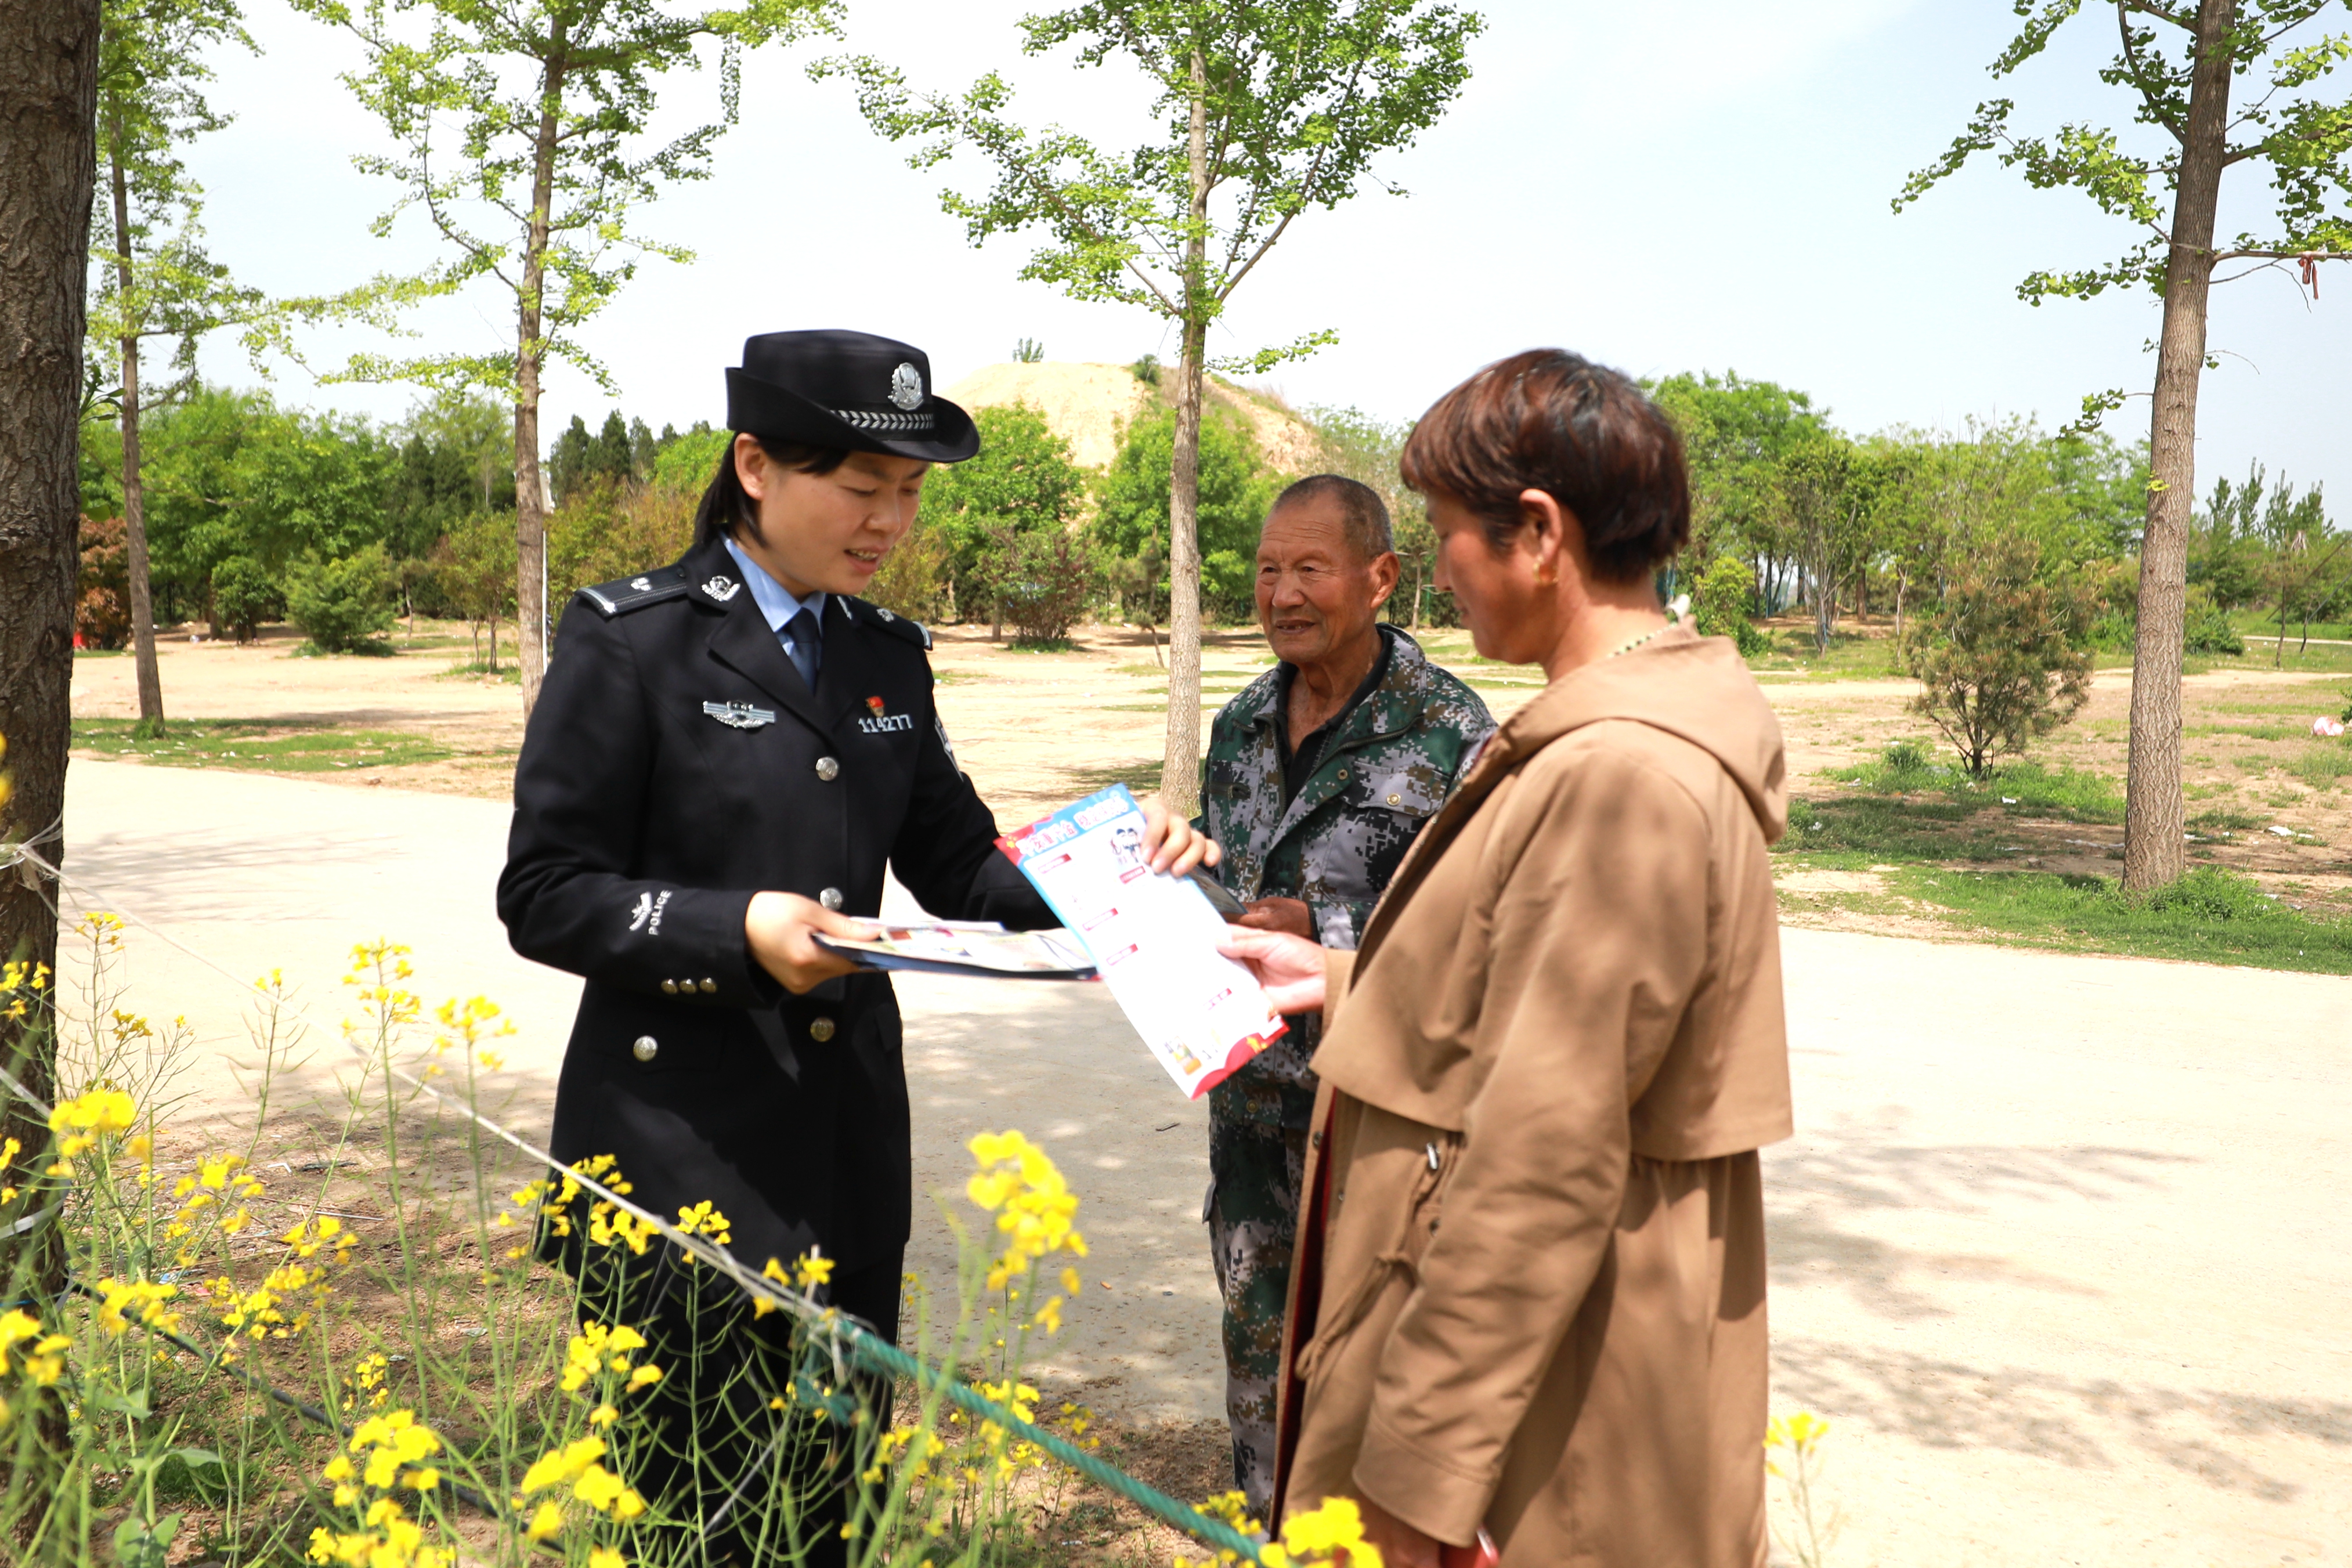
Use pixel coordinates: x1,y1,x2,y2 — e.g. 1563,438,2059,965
185,0,2349,510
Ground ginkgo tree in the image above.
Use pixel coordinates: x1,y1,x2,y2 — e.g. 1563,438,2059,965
825,0,1482,813
1896,0,2351,888
91,0,273,735
293,0,840,713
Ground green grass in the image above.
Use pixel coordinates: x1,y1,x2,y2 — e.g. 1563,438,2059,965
2286,740,2352,791
1784,738,2352,972
2230,609,2352,642
1743,626,1907,679
1888,864,2352,974
72,717,452,772
1822,742,2126,824
435,659,523,684
2201,643,2352,675
2185,721,2310,740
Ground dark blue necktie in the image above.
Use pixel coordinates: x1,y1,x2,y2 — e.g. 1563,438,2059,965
783,606,822,691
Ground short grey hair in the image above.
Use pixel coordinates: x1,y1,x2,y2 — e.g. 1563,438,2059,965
1268,473,1393,562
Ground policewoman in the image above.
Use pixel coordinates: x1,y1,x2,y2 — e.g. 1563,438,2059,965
498,329,1215,1565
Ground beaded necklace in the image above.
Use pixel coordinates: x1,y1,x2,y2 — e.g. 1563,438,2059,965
1603,622,1672,661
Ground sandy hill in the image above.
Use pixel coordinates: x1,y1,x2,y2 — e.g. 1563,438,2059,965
943,362,1326,474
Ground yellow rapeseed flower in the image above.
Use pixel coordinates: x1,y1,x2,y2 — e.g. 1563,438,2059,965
92,1276,181,1338
1276,1496,1383,1568
518,1435,606,1496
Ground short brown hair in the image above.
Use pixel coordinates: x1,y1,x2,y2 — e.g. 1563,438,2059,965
692,436,850,548
1269,473,1393,561
1400,349,1689,583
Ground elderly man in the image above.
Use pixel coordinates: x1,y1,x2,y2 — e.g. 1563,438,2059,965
1195,472,1493,1516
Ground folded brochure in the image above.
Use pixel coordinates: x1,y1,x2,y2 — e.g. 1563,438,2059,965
997,784,1287,1099
814,923,1096,980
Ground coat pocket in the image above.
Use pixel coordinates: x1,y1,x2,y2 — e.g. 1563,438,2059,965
1293,1129,1457,1389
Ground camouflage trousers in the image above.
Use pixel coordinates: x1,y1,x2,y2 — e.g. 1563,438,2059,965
1205,1111,1310,1519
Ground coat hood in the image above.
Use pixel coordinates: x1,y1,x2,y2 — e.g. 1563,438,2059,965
1483,623,1788,843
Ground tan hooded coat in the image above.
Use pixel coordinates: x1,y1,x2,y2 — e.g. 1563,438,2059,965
1271,625,1793,1567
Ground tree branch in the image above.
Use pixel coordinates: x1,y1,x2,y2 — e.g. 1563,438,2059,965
2115,0,2187,143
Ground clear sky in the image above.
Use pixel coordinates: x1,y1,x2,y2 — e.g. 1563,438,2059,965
185,0,2347,510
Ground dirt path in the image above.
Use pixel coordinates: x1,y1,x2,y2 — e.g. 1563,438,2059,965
70,619,2352,905
46,758,2351,1565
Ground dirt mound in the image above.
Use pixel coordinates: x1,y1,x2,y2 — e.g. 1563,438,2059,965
943,362,1325,475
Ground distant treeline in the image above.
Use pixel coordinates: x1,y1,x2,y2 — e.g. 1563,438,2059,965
74,370,2336,657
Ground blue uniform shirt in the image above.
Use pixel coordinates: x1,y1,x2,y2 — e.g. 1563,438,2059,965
723,536,826,672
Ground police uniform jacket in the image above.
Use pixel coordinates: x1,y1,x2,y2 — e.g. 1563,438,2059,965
498,532,1050,1274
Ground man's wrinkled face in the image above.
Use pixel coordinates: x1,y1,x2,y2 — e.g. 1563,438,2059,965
1253,497,1397,669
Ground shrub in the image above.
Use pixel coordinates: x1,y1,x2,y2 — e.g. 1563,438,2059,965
1001,528,1105,645
287,543,396,653
865,518,955,624
2183,584,2245,655
1092,407,1276,624
1902,534,2094,778
210,554,282,644
77,513,131,649
918,404,1087,627
1692,554,1771,656
429,512,518,668
1130,353,1161,386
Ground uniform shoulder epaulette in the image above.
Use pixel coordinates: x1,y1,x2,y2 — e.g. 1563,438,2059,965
844,597,933,651
577,565,691,617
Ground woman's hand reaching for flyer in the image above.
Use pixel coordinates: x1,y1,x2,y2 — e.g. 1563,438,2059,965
1217,926,1328,1015
1137,794,1221,877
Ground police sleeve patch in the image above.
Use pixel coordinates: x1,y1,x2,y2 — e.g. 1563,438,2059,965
578,564,691,617
845,596,933,651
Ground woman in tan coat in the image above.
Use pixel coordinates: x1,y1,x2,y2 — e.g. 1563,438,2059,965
1222,350,1793,1568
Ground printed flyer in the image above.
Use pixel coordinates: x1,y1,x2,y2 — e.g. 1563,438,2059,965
814,923,1096,980
999,784,1287,1099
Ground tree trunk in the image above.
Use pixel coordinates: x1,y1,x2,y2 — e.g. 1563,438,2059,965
513,38,564,717
2123,0,2237,892
1895,565,1908,644
0,0,100,1339
108,118,164,730
1158,48,1212,818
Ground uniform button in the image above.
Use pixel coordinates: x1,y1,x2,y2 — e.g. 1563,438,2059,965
661,980,678,995
1387,793,1401,806
1336,767,1350,780
815,756,839,781
632,1036,659,1063
809,1017,836,1043
699,978,716,994
819,887,844,911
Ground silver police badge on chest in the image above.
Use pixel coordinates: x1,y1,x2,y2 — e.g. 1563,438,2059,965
702,700,775,729
888,363,923,411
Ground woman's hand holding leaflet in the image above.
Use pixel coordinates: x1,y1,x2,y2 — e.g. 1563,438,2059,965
743,794,1219,995
1217,927,1328,1015
745,892,875,994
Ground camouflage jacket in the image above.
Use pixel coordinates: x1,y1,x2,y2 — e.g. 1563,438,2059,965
1197,626,1494,1128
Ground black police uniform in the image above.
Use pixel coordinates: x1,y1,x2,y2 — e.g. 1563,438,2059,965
497,330,1050,1564
501,531,1047,1274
